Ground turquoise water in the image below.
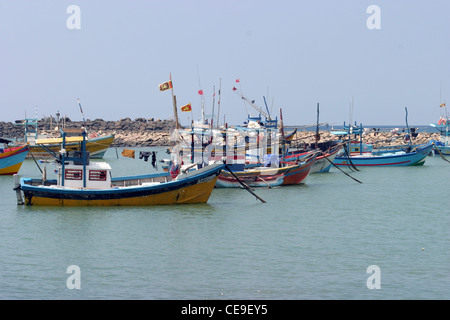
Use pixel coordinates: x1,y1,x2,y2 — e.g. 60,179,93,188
0,147,449,300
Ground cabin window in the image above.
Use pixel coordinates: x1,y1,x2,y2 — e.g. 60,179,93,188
89,170,107,181
65,169,82,180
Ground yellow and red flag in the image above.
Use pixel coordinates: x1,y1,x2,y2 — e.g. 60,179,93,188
181,103,192,112
159,81,173,91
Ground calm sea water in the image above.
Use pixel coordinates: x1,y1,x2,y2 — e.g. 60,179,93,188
0,147,449,300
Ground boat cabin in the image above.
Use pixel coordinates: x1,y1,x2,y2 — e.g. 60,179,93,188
58,160,111,189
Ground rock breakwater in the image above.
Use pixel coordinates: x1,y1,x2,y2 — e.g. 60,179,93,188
291,129,440,149
0,118,440,148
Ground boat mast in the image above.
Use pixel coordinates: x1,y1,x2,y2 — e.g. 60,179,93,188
405,107,412,149
280,108,286,161
211,85,215,129
197,65,206,125
216,78,222,128
315,102,319,150
170,73,180,129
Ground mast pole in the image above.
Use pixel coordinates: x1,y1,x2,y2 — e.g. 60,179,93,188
315,102,319,150
211,85,215,129
280,108,286,161
405,107,412,149
216,78,222,129
170,73,180,129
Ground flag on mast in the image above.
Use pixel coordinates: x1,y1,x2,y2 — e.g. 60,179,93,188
159,81,173,91
181,103,192,112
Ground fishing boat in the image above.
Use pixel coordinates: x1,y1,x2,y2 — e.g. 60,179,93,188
430,110,450,156
14,118,114,159
330,123,373,155
284,143,342,173
0,138,29,175
29,132,115,159
216,152,317,188
332,112,434,167
334,141,433,167
14,130,224,206
280,102,342,173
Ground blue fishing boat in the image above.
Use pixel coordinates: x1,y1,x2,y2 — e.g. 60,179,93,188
430,113,450,156
332,117,433,167
333,143,433,167
14,130,224,206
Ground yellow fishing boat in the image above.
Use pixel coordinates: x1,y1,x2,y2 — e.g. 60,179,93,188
14,118,114,159
15,130,224,206
28,133,114,159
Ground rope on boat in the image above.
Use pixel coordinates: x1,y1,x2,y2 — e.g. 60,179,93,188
224,164,266,203
27,147,43,174
432,142,450,164
322,148,362,184
342,142,360,171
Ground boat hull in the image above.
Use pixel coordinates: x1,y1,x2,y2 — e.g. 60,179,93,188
0,146,29,175
27,134,114,159
433,145,450,156
216,154,316,188
280,154,316,185
285,145,341,173
216,169,284,188
333,143,433,167
19,163,224,206
310,153,337,173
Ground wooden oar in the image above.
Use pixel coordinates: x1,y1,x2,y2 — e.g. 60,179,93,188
224,164,267,203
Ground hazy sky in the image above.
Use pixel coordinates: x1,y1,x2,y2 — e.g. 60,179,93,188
1,0,449,126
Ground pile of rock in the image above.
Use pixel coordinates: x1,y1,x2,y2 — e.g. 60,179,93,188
0,117,176,146
290,129,440,148
1,118,441,148
0,121,25,139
